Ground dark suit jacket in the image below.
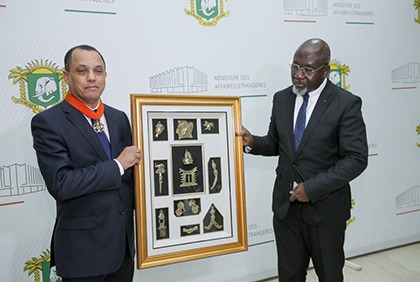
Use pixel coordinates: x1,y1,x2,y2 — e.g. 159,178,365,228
31,100,135,278
250,80,368,226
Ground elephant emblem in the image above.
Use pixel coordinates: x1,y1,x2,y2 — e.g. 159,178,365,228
34,76,58,103
200,0,217,16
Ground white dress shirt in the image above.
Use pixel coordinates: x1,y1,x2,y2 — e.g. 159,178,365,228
293,78,327,130
84,102,125,176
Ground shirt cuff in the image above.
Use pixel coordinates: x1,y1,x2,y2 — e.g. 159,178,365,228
114,159,125,176
244,146,253,153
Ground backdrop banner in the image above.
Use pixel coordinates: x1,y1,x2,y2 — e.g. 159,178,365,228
1,1,419,281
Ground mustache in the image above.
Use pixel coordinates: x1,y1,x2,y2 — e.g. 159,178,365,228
293,78,306,84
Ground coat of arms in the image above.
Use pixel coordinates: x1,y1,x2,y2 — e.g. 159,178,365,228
24,249,61,282
185,0,229,26
9,60,67,113
328,59,350,90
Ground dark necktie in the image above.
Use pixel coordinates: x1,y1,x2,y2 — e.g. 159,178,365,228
294,93,309,150
91,117,111,159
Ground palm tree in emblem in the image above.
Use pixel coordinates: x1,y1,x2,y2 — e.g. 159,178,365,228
415,0,420,23
9,65,29,102
24,256,42,282
24,250,60,282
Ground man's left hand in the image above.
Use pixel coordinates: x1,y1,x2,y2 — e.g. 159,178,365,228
289,183,309,202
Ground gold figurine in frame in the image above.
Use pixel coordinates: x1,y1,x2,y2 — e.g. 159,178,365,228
130,94,247,269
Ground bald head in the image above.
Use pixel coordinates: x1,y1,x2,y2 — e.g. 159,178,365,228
295,38,331,66
291,38,331,94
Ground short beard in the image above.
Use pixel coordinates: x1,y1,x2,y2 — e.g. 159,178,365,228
292,85,307,96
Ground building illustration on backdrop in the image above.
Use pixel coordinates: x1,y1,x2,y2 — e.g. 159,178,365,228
0,163,46,197
284,0,328,16
391,62,420,83
150,66,208,93
396,185,420,210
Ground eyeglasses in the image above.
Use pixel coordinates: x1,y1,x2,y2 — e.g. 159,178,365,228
290,63,327,75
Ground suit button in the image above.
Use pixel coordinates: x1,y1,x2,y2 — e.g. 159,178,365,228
120,209,126,215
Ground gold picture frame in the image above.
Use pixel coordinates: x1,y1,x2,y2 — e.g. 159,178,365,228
130,94,247,269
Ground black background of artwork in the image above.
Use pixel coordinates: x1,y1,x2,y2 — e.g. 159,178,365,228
180,224,201,237
208,157,222,194
152,119,168,141
173,198,201,217
203,204,224,233
155,207,170,240
200,118,219,134
153,159,168,196
172,145,204,195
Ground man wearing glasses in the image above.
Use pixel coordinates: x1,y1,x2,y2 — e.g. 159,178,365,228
238,38,368,281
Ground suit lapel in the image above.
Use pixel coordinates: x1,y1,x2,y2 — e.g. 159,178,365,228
104,108,119,159
285,91,297,156
298,82,334,152
62,101,110,161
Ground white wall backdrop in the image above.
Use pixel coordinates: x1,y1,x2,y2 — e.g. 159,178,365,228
1,1,420,281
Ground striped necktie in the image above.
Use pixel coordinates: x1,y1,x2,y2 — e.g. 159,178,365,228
294,93,309,150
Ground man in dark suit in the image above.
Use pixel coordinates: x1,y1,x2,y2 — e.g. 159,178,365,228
31,45,141,281
238,38,368,281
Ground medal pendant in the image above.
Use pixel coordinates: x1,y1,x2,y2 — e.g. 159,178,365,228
92,120,105,133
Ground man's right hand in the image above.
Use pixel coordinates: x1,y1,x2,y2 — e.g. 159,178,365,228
236,126,255,147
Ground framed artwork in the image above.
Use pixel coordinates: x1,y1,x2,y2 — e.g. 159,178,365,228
130,94,247,269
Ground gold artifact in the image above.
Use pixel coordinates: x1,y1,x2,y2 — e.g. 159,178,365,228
182,226,199,235
203,120,214,131
155,163,166,194
182,149,194,165
210,159,218,190
175,201,185,217
155,121,165,138
189,199,199,214
176,120,194,139
204,206,223,230
157,209,167,237
179,167,198,188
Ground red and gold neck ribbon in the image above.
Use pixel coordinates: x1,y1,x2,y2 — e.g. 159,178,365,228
65,92,104,120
